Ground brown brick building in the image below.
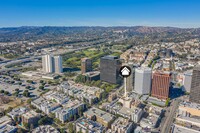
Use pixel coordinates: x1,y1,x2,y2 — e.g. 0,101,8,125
151,71,171,100
81,58,92,74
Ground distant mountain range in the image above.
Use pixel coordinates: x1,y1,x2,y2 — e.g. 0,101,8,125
0,26,200,42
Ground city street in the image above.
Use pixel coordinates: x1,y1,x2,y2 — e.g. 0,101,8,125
161,99,181,133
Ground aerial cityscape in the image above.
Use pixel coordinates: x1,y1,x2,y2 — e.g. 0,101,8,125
0,0,200,133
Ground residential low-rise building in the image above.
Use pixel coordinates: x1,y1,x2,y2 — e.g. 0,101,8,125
22,110,40,126
40,101,60,115
172,124,200,133
57,81,70,93
140,114,160,129
117,107,143,123
31,97,60,114
7,107,27,119
75,117,106,133
55,100,86,123
0,124,17,133
32,125,59,133
178,101,200,117
0,116,13,128
82,71,100,81
44,91,69,104
31,97,46,109
84,107,115,128
108,92,117,102
111,117,134,133
175,101,200,132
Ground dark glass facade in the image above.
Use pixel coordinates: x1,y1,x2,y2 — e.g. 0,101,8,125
190,66,200,104
100,56,121,84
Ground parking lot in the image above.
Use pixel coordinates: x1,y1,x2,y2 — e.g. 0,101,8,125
0,74,56,99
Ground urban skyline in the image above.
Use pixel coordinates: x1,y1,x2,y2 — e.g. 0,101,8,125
1,0,200,133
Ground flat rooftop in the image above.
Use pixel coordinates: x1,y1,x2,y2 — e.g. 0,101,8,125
172,124,200,133
76,117,105,132
177,115,200,126
101,55,118,60
179,101,200,110
84,107,114,122
112,117,133,130
135,67,152,73
118,106,142,117
32,125,59,133
22,110,39,119
0,116,12,126
0,124,16,133
7,107,27,117
193,65,200,71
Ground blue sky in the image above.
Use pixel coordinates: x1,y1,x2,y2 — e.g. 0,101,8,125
0,0,200,28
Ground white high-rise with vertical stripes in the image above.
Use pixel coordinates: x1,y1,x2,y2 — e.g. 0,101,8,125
42,55,53,73
53,56,63,73
42,55,63,73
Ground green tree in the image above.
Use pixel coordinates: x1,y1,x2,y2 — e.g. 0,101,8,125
78,106,83,117
39,86,44,90
4,91,9,95
6,107,13,113
94,80,101,87
27,99,32,104
68,123,74,133
27,80,33,84
49,113,55,118
36,109,42,113
25,86,30,89
60,128,66,133
165,98,170,106
29,105,36,109
74,115,77,121
23,90,30,97
23,122,29,129
14,116,18,122
17,128,24,133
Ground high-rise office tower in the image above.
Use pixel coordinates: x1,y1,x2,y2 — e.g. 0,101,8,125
182,70,192,92
81,58,92,74
134,67,152,95
190,66,200,104
42,55,53,73
126,63,135,93
53,56,63,73
151,71,171,100
42,54,63,73
166,49,173,58
100,55,121,84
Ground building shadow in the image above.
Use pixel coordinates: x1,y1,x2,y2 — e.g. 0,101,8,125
63,67,80,72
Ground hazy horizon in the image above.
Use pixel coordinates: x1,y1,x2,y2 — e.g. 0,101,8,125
0,25,199,29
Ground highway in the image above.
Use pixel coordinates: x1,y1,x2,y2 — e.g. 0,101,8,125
0,42,107,72
161,99,181,133
0,56,41,69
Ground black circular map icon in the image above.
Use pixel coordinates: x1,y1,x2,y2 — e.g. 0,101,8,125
119,66,131,77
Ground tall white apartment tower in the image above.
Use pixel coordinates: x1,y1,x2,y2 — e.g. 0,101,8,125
42,54,53,73
42,55,63,73
134,67,152,95
53,56,63,73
